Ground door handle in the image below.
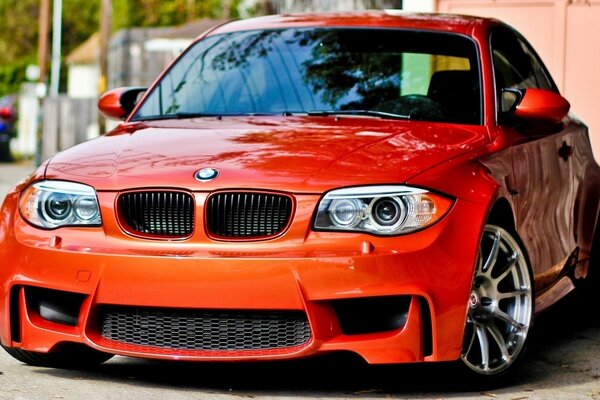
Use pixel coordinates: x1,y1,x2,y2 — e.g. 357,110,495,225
558,141,573,161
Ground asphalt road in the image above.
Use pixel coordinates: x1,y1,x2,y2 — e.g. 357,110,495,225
0,161,31,200
0,162,599,400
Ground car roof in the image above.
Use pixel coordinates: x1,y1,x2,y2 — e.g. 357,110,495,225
210,11,501,37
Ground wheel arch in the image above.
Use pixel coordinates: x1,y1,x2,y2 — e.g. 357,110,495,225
575,166,600,260
485,197,516,234
483,196,533,280
584,188,600,284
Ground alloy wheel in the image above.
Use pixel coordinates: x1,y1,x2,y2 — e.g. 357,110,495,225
461,224,533,375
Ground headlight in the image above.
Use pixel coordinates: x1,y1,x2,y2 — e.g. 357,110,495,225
314,186,453,235
19,181,102,229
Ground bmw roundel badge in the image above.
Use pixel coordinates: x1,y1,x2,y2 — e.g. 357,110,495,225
195,168,219,182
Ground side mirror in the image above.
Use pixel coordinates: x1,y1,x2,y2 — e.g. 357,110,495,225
98,87,147,120
500,88,570,123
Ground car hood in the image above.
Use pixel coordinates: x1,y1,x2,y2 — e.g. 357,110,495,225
45,117,489,193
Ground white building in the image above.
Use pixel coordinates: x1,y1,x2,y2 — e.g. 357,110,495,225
66,33,101,99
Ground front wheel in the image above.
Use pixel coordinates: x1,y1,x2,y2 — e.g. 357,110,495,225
460,225,534,378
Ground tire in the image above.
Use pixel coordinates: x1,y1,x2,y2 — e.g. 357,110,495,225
2,343,113,369
459,224,534,383
578,226,600,324
0,138,12,162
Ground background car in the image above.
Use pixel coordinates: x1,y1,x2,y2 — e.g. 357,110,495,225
0,12,599,385
0,95,17,162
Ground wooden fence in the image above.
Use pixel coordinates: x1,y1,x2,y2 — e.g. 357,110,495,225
41,96,99,162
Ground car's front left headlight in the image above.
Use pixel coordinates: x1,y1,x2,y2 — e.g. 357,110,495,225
19,180,102,229
313,185,453,236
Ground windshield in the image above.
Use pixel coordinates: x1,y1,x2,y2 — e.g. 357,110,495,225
133,28,481,124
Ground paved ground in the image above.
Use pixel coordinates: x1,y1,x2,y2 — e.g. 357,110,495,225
0,161,33,201
0,162,599,400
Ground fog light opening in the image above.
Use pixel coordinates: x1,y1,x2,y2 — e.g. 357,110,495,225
332,296,411,335
26,287,87,327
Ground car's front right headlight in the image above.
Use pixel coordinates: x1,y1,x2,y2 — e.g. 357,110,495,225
19,180,102,229
313,185,453,236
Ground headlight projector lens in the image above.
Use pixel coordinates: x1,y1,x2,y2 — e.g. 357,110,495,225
44,193,72,221
371,197,405,227
329,198,363,227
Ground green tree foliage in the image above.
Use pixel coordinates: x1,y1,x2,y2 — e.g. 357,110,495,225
0,0,40,66
0,0,236,97
0,0,100,96
114,0,240,28
62,0,101,56
0,60,31,97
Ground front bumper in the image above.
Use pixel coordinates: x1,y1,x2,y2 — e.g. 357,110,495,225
0,190,486,364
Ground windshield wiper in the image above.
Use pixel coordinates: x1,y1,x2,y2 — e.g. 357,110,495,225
307,109,410,120
133,112,222,121
135,110,411,121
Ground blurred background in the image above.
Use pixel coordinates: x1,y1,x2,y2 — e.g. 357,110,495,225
0,0,598,165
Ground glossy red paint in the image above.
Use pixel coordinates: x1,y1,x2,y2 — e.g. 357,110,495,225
211,12,483,35
1,12,599,374
45,117,489,193
514,88,571,122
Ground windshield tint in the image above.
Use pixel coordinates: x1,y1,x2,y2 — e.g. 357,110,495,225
133,28,481,124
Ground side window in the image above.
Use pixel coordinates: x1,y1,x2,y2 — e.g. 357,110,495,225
491,29,555,93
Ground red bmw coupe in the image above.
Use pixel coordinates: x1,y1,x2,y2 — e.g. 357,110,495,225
1,11,599,381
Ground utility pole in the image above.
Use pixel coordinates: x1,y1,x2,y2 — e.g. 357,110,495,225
99,0,111,94
38,0,50,84
187,0,195,22
222,0,230,18
99,0,112,133
49,0,63,96
263,0,274,15
35,0,52,167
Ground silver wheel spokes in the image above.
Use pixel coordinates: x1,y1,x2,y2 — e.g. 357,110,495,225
461,225,533,375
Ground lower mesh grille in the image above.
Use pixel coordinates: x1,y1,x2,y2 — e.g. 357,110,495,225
99,307,311,351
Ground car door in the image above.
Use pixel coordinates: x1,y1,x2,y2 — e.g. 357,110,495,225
491,28,582,293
